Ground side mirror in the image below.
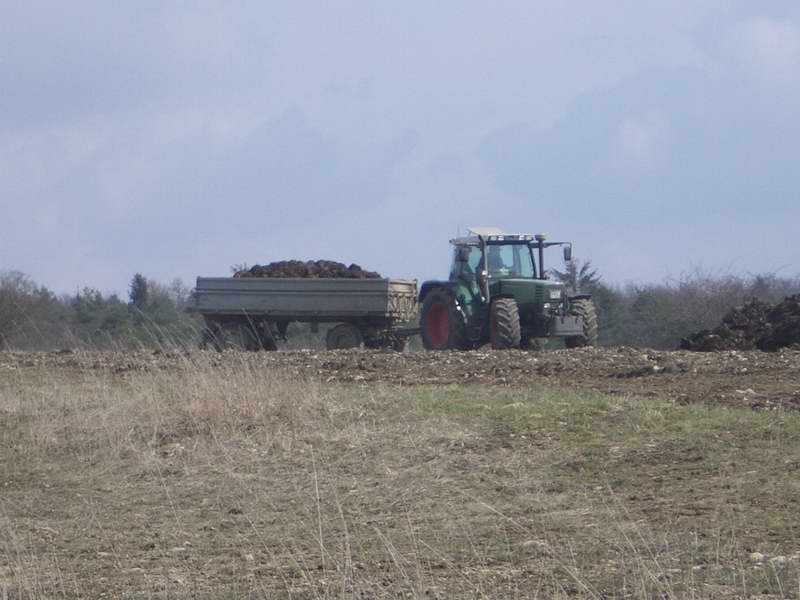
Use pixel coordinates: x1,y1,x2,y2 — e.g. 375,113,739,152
455,246,470,263
563,245,572,262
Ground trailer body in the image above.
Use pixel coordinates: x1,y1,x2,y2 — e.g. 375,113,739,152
191,277,418,350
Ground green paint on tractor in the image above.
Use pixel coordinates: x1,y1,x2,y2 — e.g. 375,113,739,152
491,278,558,305
418,229,599,350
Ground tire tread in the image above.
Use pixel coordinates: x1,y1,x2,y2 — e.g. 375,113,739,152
565,299,598,348
491,298,521,349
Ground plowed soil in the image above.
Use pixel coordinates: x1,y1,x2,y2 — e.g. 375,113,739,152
3,347,799,410
4,348,800,597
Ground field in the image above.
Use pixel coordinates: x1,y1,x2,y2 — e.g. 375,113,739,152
1,349,800,598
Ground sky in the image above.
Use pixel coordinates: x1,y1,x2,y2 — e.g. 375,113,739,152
1,1,799,294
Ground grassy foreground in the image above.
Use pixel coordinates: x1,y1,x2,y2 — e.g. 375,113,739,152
1,357,799,599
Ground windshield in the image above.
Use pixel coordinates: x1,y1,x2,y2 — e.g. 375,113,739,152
485,244,536,279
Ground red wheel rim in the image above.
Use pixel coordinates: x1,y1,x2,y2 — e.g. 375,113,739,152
426,303,449,349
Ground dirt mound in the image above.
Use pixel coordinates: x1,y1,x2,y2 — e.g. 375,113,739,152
235,260,381,279
763,295,800,351
681,295,800,352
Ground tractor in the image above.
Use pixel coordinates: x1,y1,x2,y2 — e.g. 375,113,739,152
418,228,597,350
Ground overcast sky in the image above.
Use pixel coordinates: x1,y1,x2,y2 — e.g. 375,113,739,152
2,2,799,294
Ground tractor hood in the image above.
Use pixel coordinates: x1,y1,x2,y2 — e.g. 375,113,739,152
490,278,563,305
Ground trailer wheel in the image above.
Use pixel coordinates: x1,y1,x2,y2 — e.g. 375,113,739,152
490,298,521,349
565,299,598,348
392,337,409,352
200,325,214,350
202,321,227,352
521,336,543,351
229,319,278,351
256,321,278,351
237,323,262,352
420,288,469,350
326,323,364,350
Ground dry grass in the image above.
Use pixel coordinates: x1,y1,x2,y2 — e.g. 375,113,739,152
1,352,799,598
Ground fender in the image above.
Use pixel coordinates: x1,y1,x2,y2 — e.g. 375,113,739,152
568,293,592,301
419,280,475,344
418,280,457,304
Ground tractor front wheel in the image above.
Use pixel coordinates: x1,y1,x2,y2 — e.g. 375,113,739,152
490,298,521,349
420,288,469,350
565,299,598,348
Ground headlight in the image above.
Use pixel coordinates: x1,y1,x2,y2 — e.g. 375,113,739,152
549,289,562,300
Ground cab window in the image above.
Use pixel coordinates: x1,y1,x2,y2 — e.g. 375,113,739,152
450,246,483,279
486,244,536,279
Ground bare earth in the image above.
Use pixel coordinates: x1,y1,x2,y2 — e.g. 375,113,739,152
3,348,800,598
3,347,799,410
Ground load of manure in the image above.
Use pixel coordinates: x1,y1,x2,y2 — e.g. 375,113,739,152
234,260,381,280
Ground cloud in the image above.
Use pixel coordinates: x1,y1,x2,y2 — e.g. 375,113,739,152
475,58,800,282
730,16,800,83
617,111,670,163
2,3,800,292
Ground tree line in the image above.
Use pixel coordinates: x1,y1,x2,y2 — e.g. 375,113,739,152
0,271,199,350
1,266,799,351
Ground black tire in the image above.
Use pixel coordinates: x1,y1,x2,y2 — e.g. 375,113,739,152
326,323,364,350
521,336,543,351
202,321,227,352
565,299,598,348
420,288,469,350
200,325,214,350
490,298,521,349
255,321,278,351
392,337,409,353
237,322,262,352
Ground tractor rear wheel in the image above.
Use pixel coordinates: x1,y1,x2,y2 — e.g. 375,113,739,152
326,323,364,350
420,288,469,350
490,298,521,349
565,299,598,348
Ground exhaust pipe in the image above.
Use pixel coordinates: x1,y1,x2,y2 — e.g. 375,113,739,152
535,234,546,280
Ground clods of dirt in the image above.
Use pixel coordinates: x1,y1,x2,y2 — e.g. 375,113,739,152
234,260,381,279
3,346,800,410
681,295,800,352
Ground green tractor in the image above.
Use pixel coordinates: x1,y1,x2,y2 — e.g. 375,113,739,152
418,228,598,350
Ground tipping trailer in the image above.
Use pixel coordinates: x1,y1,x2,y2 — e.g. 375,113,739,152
191,277,418,351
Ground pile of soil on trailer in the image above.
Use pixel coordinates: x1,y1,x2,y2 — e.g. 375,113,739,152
234,260,381,279
681,295,800,352
4,347,800,410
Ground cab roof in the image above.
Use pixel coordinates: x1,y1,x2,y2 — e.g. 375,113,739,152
450,227,540,246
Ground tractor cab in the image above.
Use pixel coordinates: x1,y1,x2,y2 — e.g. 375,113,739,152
448,228,572,305
419,228,596,350
450,239,536,282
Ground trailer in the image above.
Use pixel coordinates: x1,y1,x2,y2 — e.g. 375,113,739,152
191,277,419,351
